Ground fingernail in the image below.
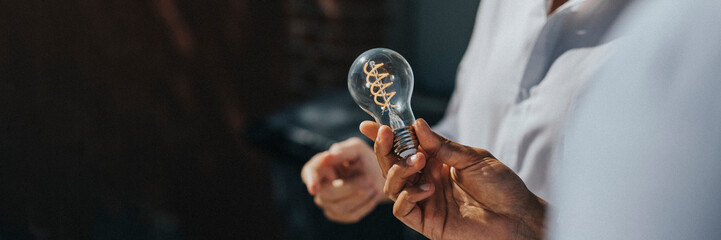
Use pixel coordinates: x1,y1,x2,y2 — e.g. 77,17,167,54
419,119,429,131
306,176,315,190
420,183,430,191
332,179,343,187
406,154,417,166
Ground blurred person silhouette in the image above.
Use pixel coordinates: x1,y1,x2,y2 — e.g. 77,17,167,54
301,0,629,233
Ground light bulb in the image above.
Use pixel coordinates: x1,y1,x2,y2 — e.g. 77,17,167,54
348,48,418,158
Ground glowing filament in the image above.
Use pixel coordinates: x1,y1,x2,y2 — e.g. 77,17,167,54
364,61,396,110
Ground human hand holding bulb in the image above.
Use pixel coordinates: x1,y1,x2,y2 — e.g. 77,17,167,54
352,49,546,239
360,119,547,240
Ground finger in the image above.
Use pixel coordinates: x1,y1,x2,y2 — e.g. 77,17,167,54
414,118,494,170
303,137,373,195
383,153,427,200
327,138,373,176
374,125,400,175
322,187,378,223
301,152,338,195
316,177,371,202
392,184,434,230
326,138,370,168
375,125,394,157
359,121,380,141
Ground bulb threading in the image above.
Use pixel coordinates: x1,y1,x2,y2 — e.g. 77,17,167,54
393,126,418,159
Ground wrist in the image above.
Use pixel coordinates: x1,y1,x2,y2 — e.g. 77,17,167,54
518,196,547,240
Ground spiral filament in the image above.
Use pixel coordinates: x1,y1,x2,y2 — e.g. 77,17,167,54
363,61,396,111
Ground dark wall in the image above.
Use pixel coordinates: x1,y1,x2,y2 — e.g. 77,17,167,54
388,0,480,98
0,1,286,239
0,0,480,239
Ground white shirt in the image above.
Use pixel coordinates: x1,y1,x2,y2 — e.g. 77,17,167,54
552,1,721,239
434,0,624,200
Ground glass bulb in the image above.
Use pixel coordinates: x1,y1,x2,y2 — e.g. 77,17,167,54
348,48,418,158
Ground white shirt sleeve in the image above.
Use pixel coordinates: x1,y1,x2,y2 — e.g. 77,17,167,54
550,1,721,239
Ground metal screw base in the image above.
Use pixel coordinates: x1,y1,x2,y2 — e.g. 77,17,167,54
393,126,418,159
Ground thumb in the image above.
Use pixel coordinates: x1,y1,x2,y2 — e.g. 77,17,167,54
414,118,494,170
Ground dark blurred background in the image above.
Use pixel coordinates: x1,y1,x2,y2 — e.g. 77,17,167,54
0,0,478,239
